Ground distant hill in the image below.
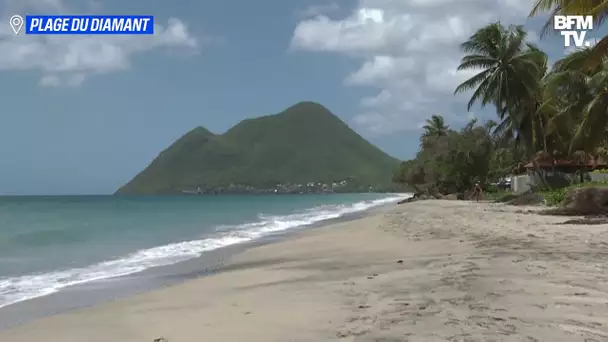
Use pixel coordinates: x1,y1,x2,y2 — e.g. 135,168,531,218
116,102,401,194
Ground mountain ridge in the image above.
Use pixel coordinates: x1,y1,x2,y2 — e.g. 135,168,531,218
116,101,400,194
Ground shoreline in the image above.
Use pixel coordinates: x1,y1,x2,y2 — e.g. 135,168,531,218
0,197,401,331
2,200,607,341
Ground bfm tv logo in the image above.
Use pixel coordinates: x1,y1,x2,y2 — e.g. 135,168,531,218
554,15,594,48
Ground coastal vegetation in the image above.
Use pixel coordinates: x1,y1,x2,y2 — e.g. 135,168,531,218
540,180,608,205
117,102,401,194
393,1,608,202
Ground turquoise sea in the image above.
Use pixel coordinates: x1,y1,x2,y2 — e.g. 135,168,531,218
0,194,407,309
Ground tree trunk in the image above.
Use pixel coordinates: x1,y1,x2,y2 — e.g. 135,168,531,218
531,158,551,190
525,113,551,190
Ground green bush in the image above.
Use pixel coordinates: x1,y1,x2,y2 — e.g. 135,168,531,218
592,169,608,173
484,184,499,193
571,180,608,188
485,189,513,201
542,188,566,206
495,192,518,202
541,180,608,206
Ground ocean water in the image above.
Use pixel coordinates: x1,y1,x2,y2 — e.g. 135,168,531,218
0,193,406,309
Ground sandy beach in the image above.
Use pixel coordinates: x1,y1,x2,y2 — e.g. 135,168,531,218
1,200,607,341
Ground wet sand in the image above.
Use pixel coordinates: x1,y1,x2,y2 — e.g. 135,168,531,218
1,200,607,341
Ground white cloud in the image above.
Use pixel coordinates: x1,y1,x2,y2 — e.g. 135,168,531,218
0,0,198,86
296,2,340,18
345,55,417,86
291,0,535,133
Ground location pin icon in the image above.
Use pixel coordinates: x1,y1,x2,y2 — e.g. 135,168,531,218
10,15,23,35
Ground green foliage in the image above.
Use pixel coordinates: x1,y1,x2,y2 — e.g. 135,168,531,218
484,189,514,201
495,192,519,203
420,115,449,147
117,102,401,194
540,180,608,206
453,22,559,189
449,21,608,195
488,145,526,179
396,21,608,198
484,184,500,193
393,117,494,195
592,169,608,173
542,188,567,206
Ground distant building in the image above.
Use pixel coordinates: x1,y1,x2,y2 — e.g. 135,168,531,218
523,158,608,173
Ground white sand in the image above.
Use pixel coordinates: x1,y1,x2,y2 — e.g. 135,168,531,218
1,200,607,341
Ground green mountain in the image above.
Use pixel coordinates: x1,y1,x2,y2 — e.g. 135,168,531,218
116,102,401,194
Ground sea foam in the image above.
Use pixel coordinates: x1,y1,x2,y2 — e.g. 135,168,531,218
0,194,408,308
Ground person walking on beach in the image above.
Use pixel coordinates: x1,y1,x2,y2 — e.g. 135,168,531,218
470,182,483,202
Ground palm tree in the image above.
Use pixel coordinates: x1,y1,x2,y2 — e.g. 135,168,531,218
454,24,545,116
420,115,449,146
454,23,551,187
463,118,478,132
574,59,608,145
544,47,608,154
530,0,608,69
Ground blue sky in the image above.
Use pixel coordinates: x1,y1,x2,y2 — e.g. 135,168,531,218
0,0,604,195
